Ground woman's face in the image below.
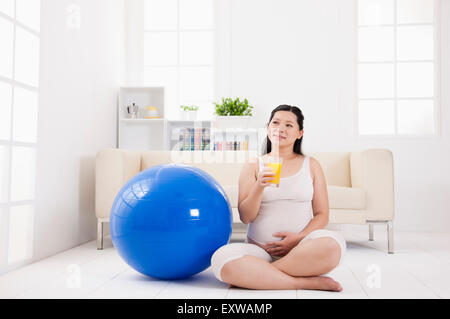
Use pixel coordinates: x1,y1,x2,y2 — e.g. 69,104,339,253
267,111,303,146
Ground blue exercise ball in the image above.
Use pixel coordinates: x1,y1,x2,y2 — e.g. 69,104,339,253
110,164,232,280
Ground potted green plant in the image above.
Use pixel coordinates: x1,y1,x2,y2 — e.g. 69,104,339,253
213,97,254,128
179,105,199,121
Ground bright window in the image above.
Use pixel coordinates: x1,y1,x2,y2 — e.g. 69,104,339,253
143,0,215,120
0,16,14,78
0,0,40,272
357,0,439,136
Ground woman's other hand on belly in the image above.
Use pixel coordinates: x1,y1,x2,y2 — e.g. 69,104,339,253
263,232,303,257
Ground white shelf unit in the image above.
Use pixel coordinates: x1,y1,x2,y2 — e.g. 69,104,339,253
117,87,259,151
120,118,165,124
118,87,166,150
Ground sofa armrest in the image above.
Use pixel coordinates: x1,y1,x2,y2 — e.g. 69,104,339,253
95,149,141,219
350,149,395,221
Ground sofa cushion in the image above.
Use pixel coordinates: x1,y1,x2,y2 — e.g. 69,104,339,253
223,185,239,208
141,151,250,186
190,164,244,186
327,185,365,210
309,152,352,187
329,209,367,224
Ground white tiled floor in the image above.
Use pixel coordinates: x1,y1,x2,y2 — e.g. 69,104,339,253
1,227,450,299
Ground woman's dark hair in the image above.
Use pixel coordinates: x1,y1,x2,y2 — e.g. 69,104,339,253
262,104,304,155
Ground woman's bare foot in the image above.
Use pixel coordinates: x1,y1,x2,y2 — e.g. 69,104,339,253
296,275,343,292
228,277,342,291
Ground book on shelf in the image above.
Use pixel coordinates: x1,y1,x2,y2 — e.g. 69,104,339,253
177,128,211,151
174,128,250,151
213,135,249,151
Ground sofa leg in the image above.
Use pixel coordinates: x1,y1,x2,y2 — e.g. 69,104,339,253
387,221,394,254
97,219,103,250
369,224,374,241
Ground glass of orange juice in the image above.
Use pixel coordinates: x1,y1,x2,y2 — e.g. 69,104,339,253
263,156,283,187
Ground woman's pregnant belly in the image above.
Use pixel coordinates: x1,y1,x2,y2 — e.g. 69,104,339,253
247,200,313,244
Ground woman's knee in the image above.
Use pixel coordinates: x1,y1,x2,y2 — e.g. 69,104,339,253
303,230,346,258
291,233,343,273
322,238,342,268
219,256,244,282
210,243,271,282
318,234,345,270
210,244,246,282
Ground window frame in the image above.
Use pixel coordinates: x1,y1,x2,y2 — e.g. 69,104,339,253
128,0,217,120
355,0,441,140
0,2,40,274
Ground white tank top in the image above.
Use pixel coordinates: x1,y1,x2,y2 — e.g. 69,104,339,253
247,155,314,244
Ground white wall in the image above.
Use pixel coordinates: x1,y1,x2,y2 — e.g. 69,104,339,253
33,0,123,262
223,0,450,232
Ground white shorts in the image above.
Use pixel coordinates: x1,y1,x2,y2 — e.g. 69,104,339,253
210,229,347,282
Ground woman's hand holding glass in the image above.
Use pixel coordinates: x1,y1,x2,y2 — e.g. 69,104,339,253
256,166,276,189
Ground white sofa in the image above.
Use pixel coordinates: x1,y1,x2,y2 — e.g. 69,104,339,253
95,149,395,253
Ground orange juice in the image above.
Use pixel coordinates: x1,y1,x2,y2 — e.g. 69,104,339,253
267,162,282,187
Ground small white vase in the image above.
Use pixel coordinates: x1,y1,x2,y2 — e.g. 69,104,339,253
214,115,251,129
187,110,197,121
180,110,198,121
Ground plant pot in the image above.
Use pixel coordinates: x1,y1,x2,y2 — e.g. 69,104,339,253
187,110,197,121
213,116,251,129
180,110,198,121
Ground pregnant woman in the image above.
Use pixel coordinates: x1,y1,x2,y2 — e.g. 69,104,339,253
211,105,346,292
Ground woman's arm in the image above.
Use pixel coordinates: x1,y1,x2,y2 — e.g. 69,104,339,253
237,158,275,224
